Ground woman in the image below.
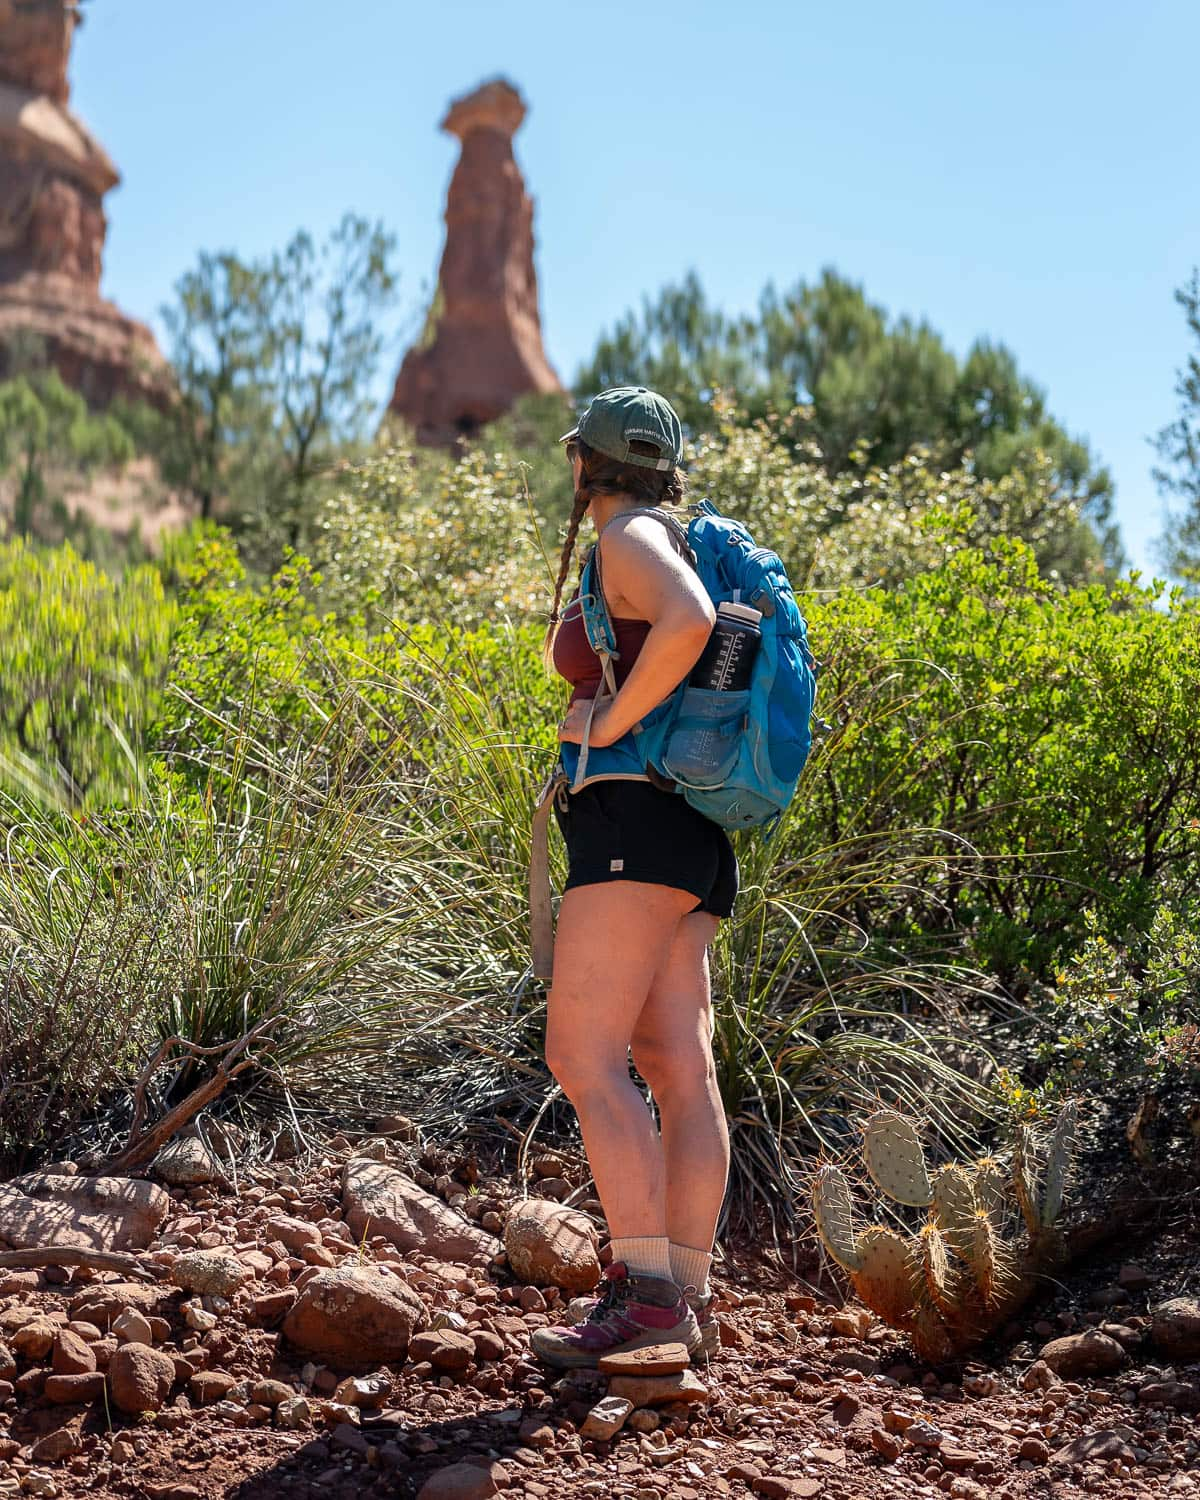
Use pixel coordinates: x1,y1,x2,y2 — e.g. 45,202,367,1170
530,386,737,1369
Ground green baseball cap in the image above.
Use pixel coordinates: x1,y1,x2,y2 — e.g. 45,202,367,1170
559,386,684,472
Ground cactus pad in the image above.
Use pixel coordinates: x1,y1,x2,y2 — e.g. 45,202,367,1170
862,1110,933,1206
812,1164,862,1271
932,1165,978,1252
850,1226,921,1328
970,1156,1008,1218
1011,1127,1041,1239
1041,1101,1077,1227
920,1223,955,1314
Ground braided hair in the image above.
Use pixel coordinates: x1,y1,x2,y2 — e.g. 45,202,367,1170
541,437,688,670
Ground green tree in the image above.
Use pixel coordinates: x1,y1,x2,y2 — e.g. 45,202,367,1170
1154,268,1200,579
579,269,1118,569
256,213,399,550
0,370,133,539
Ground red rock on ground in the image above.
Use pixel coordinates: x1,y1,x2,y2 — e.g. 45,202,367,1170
281,1265,425,1371
388,77,563,444
0,1171,170,1252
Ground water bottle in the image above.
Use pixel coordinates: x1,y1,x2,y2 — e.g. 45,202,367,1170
664,602,762,785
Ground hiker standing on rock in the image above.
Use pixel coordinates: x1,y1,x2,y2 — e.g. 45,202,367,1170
530,387,735,1368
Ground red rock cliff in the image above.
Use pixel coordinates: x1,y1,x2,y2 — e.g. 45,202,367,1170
0,0,167,405
388,78,561,443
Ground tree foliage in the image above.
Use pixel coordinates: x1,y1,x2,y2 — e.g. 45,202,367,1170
0,369,133,539
1154,267,1200,580
578,269,1118,568
127,213,399,564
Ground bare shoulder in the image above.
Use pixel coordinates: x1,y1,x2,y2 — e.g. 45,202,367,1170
598,511,686,568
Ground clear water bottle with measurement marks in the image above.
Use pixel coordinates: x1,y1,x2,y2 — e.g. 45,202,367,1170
664,602,762,785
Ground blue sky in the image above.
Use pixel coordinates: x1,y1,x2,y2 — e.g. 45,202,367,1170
73,0,1198,577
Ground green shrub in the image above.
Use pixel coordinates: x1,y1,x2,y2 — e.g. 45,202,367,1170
0,538,173,805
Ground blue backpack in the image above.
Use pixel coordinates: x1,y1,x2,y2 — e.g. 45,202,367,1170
557,501,818,830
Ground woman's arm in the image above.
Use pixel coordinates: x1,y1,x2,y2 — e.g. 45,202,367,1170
558,515,714,748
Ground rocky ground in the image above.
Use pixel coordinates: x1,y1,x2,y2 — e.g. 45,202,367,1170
0,1123,1197,1500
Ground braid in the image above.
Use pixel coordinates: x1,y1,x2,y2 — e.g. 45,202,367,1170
541,487,589,671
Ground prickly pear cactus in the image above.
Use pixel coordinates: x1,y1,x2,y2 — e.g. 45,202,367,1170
810,1105,1077,1362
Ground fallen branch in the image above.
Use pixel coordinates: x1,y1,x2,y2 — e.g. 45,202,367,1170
0,1248,166,1282
98,1011,286,1176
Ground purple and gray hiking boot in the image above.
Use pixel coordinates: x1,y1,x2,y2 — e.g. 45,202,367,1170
530,1261,700,1370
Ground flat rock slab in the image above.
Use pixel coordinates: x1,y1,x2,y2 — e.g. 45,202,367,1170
598,1341,690,1377
0,1175,169,1252
607,1368,709,1407
342,1160,496,1265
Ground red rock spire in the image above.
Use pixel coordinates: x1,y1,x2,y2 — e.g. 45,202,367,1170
0,0,167,405
389,78,562,443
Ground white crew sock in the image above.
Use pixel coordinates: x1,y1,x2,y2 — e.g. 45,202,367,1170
608,1235,673,1282
670,1241,713,1299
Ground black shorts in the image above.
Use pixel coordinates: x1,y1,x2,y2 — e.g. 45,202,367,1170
554,779,739,918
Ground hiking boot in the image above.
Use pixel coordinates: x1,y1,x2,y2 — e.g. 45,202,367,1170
686,1288,719,1358
530,1261,699,1370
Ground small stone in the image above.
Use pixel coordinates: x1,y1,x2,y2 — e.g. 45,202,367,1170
171,1251,250,1298
598,1341,690,1377
581,1395,633,1439
182,1301,218,1333
1138,1380,1200,1413
881,1407,916,1434
829,1309,870,1339
189,1370,237,1404
1018,1436,1050,1463
1151,1296,1200,1361
906,1420,945,1449
409,1329,475,1372
1054,1429,1135,1465
30,1428,82,1464
111,1308,154,1346
153,1135,221,1185
50,1330,95,1376
415,1460,505,1500
108,1343,176,1414
871,1427,902,1461
1038,1330,1126,1377
276,1395,311,1429
753,1479,821,1499
1117,1263,1153,1292
628,1407,660,1433
43,1372,106,1404
607,1369,709,1407
13,1320,58,1360
1020,1359,1060,1391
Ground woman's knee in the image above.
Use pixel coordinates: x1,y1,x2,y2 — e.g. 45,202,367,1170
545,1022,624,1100
631,1032,716,1100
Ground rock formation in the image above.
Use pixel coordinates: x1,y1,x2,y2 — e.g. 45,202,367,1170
0,0,166,404
389,78,561,443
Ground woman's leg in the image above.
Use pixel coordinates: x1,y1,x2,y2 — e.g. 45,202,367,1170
544,878,696,1240
630,910,729,1269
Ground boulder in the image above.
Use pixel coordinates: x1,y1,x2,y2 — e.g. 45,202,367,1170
152,1136,222,1186
1150,1296,1200,1361
108,1342,175,1414
0,1174,169,1252
264,1215,322,1254
1037,1330,1126,1378
282,1267,425,1371
341,1160,496,1265
503,1199,600,1293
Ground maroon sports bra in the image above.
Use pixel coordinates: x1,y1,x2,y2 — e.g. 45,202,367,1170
553,588,650,706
